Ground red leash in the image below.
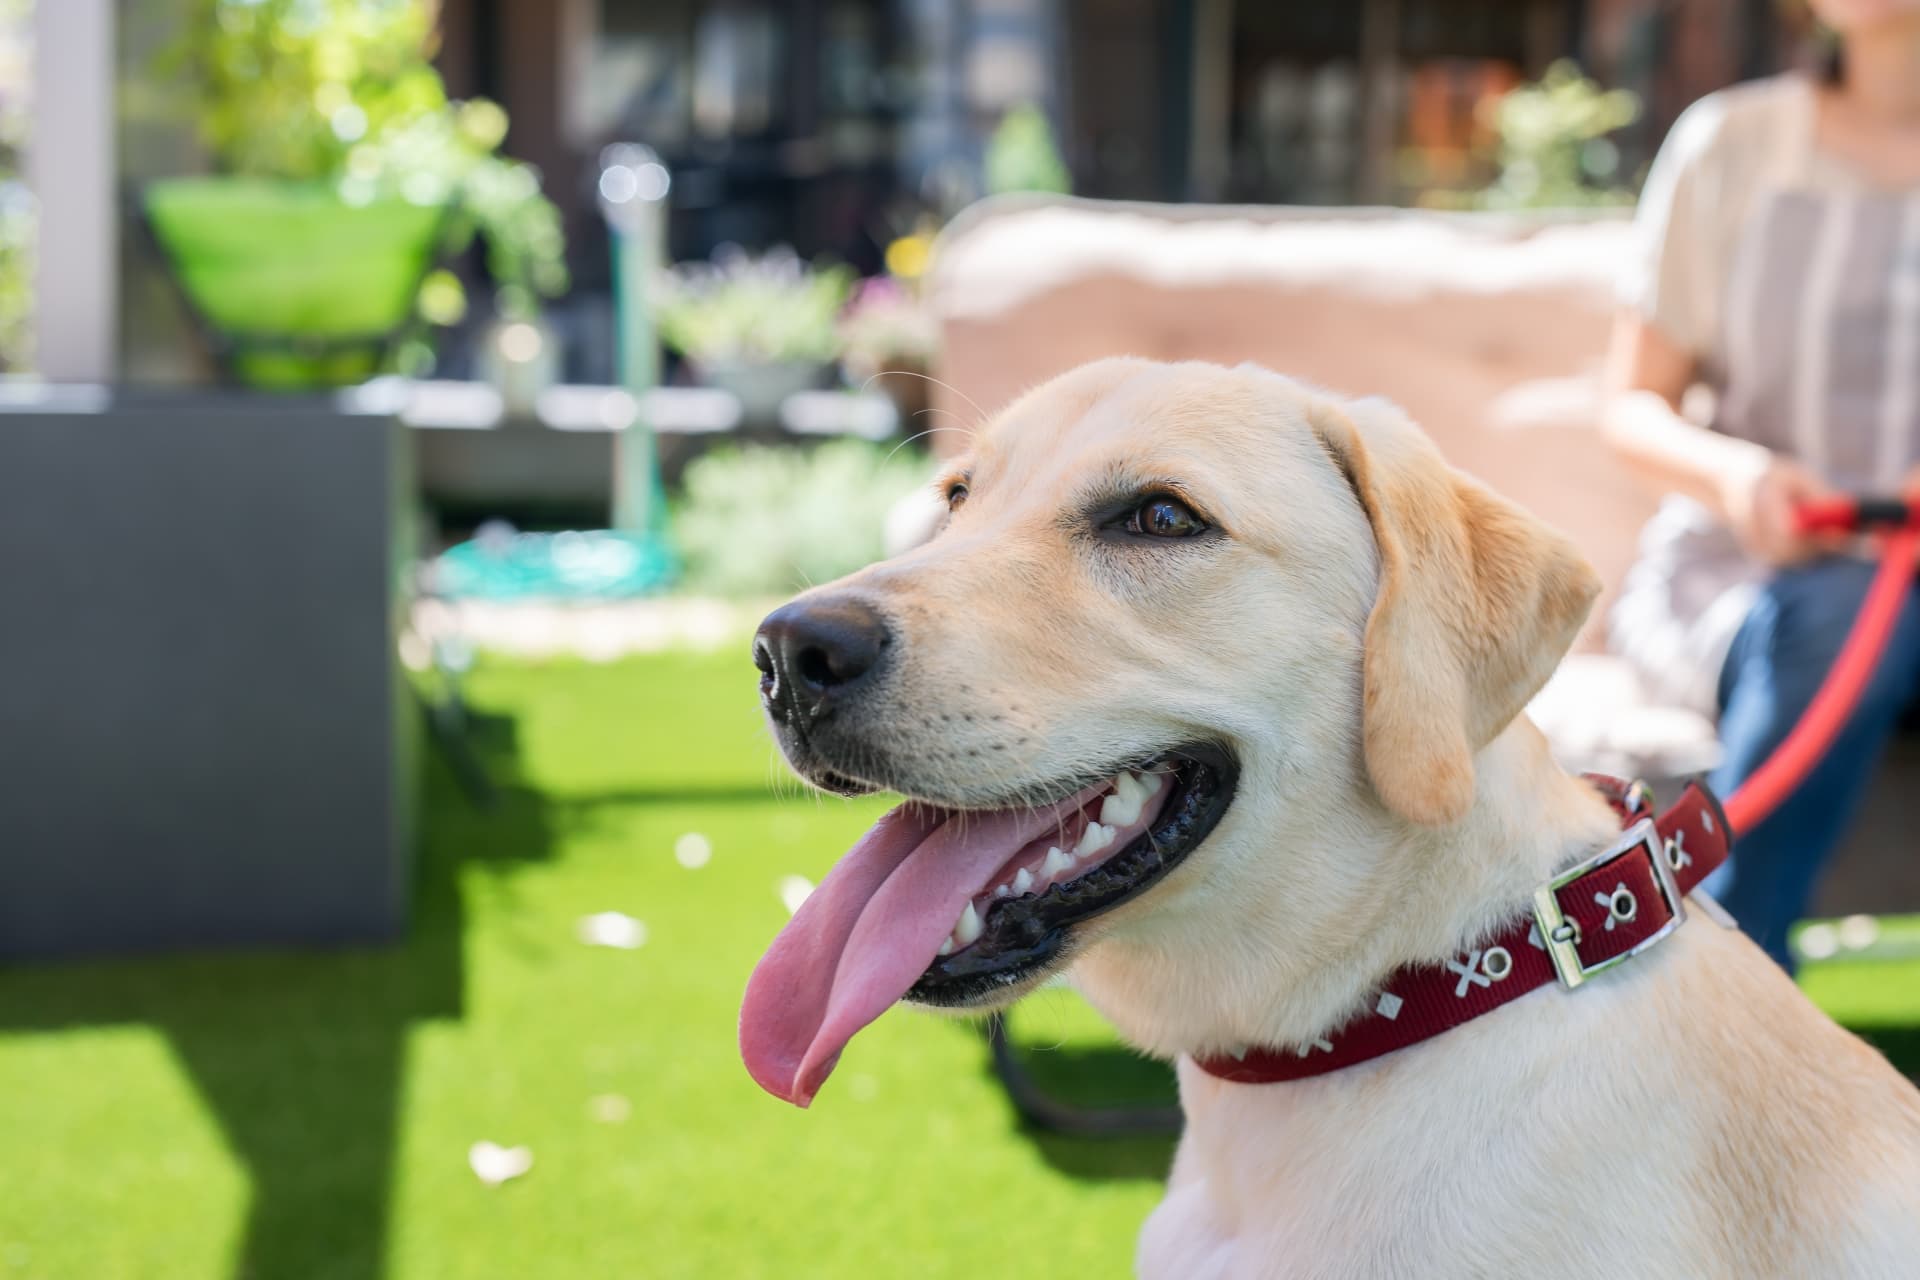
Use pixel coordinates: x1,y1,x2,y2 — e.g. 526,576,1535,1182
1726,498,1920,832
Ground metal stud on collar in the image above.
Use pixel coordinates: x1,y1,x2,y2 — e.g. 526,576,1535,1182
1481,946,1513,982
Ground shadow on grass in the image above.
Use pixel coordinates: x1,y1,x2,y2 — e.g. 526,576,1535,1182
983,1021,1180,1184
984,983,1920,1190
1852,1024,1920,1078
0,708,547,1280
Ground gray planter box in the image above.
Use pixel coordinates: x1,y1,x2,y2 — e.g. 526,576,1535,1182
0,388,417,960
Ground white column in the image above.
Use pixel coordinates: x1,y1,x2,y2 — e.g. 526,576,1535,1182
28,0,116,383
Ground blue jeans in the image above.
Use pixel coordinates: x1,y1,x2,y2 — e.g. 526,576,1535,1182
1711,558,1920,972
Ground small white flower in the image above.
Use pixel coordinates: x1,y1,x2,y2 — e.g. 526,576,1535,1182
576,912,647,950
674,832,713,869
1798,923,1839,961
777,875,815,915
468,1141,533,1186
1837,914,1880,951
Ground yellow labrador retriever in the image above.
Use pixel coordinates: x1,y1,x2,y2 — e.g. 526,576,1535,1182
740,358,1920,1278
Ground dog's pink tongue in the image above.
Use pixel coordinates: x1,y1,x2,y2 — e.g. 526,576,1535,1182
740,788,1096,1107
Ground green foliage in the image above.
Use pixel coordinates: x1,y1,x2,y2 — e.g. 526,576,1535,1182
1475,60,1640,210
0,0,33,371
0,185,29,373
0,654,1173,1277
178,0,438,181
171,0,566,325
985,104,1071,196
673,439,929,597
656,247,853,366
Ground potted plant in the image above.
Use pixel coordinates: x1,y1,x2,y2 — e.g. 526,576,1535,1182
655,246,851,422
1471,61,1640,210
837,274,938,425
146,0,567,390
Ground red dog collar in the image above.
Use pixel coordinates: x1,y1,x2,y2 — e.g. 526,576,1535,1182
1195,776,1731,1085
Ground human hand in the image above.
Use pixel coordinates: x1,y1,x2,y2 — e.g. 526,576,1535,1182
1722,454,1843,566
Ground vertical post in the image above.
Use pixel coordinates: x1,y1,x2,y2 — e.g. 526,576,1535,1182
1187,0,1233,202
28,0,116,382
1356,0,1400,205
597,145,671,535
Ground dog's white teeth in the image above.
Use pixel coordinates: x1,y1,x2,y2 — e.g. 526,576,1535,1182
937,936,954,956
1118,771,1148,804
993,883,1011,899
1076,822,1114,858
954,901,984,947
1042,846,1075,879
1099,791,1142,827
1012,866,1035,895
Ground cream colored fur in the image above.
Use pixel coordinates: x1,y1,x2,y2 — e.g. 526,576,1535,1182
786,358,1920,1278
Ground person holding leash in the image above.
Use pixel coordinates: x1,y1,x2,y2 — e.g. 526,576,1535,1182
1604,0,1920,970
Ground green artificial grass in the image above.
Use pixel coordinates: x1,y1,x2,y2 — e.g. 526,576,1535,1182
0,653,1169,1280
0,648,1915,1279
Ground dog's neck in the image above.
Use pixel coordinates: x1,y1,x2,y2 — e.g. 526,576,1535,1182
1074,716,1622,1061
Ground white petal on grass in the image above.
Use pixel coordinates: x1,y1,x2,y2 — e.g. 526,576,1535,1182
1798,922,1839,961
674,832,713,869
468,1141,533,1186
1838,914,1880,951
576,911,648,950
588,1093,632,1124
777,874,815,915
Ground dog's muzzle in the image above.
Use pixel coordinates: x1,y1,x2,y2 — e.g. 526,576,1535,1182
753,594,891,727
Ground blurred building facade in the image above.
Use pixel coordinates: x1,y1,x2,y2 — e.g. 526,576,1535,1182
442,0,1803,263
19,0,1815,385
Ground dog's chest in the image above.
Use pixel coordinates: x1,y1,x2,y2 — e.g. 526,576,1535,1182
1137,1053,1721,1280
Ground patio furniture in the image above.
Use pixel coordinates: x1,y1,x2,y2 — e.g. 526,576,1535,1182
388,378,900,522
374,378,742,521
0,386,418,959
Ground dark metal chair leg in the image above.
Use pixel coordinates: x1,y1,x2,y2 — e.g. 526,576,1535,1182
417,683,496,810
985,1014,1183,1138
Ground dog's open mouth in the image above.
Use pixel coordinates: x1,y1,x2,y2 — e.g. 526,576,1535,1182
739,745,1237,1107
907,746,1236,1006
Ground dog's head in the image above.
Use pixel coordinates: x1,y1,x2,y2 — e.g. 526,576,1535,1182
740,358,1598,1104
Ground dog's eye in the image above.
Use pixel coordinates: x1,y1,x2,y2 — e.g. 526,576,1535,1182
946,483,969,512
1127,496,1205,538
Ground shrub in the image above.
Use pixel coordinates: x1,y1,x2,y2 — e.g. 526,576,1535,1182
985,104,1071,196
171,0,566,328
673,439,930,597
1475,60,1640,210
656,246,853,367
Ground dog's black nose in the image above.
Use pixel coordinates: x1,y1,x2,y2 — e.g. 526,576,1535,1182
754,596,890,723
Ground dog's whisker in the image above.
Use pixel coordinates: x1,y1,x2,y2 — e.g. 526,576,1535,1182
860,369,991,426
884,422,976,465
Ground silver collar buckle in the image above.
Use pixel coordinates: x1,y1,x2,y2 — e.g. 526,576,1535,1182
1532,816,1687,990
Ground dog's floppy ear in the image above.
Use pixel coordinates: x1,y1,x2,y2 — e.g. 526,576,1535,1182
1307,394,1600,826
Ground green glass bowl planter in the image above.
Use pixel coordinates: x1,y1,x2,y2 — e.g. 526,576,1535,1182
145,178,447,390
